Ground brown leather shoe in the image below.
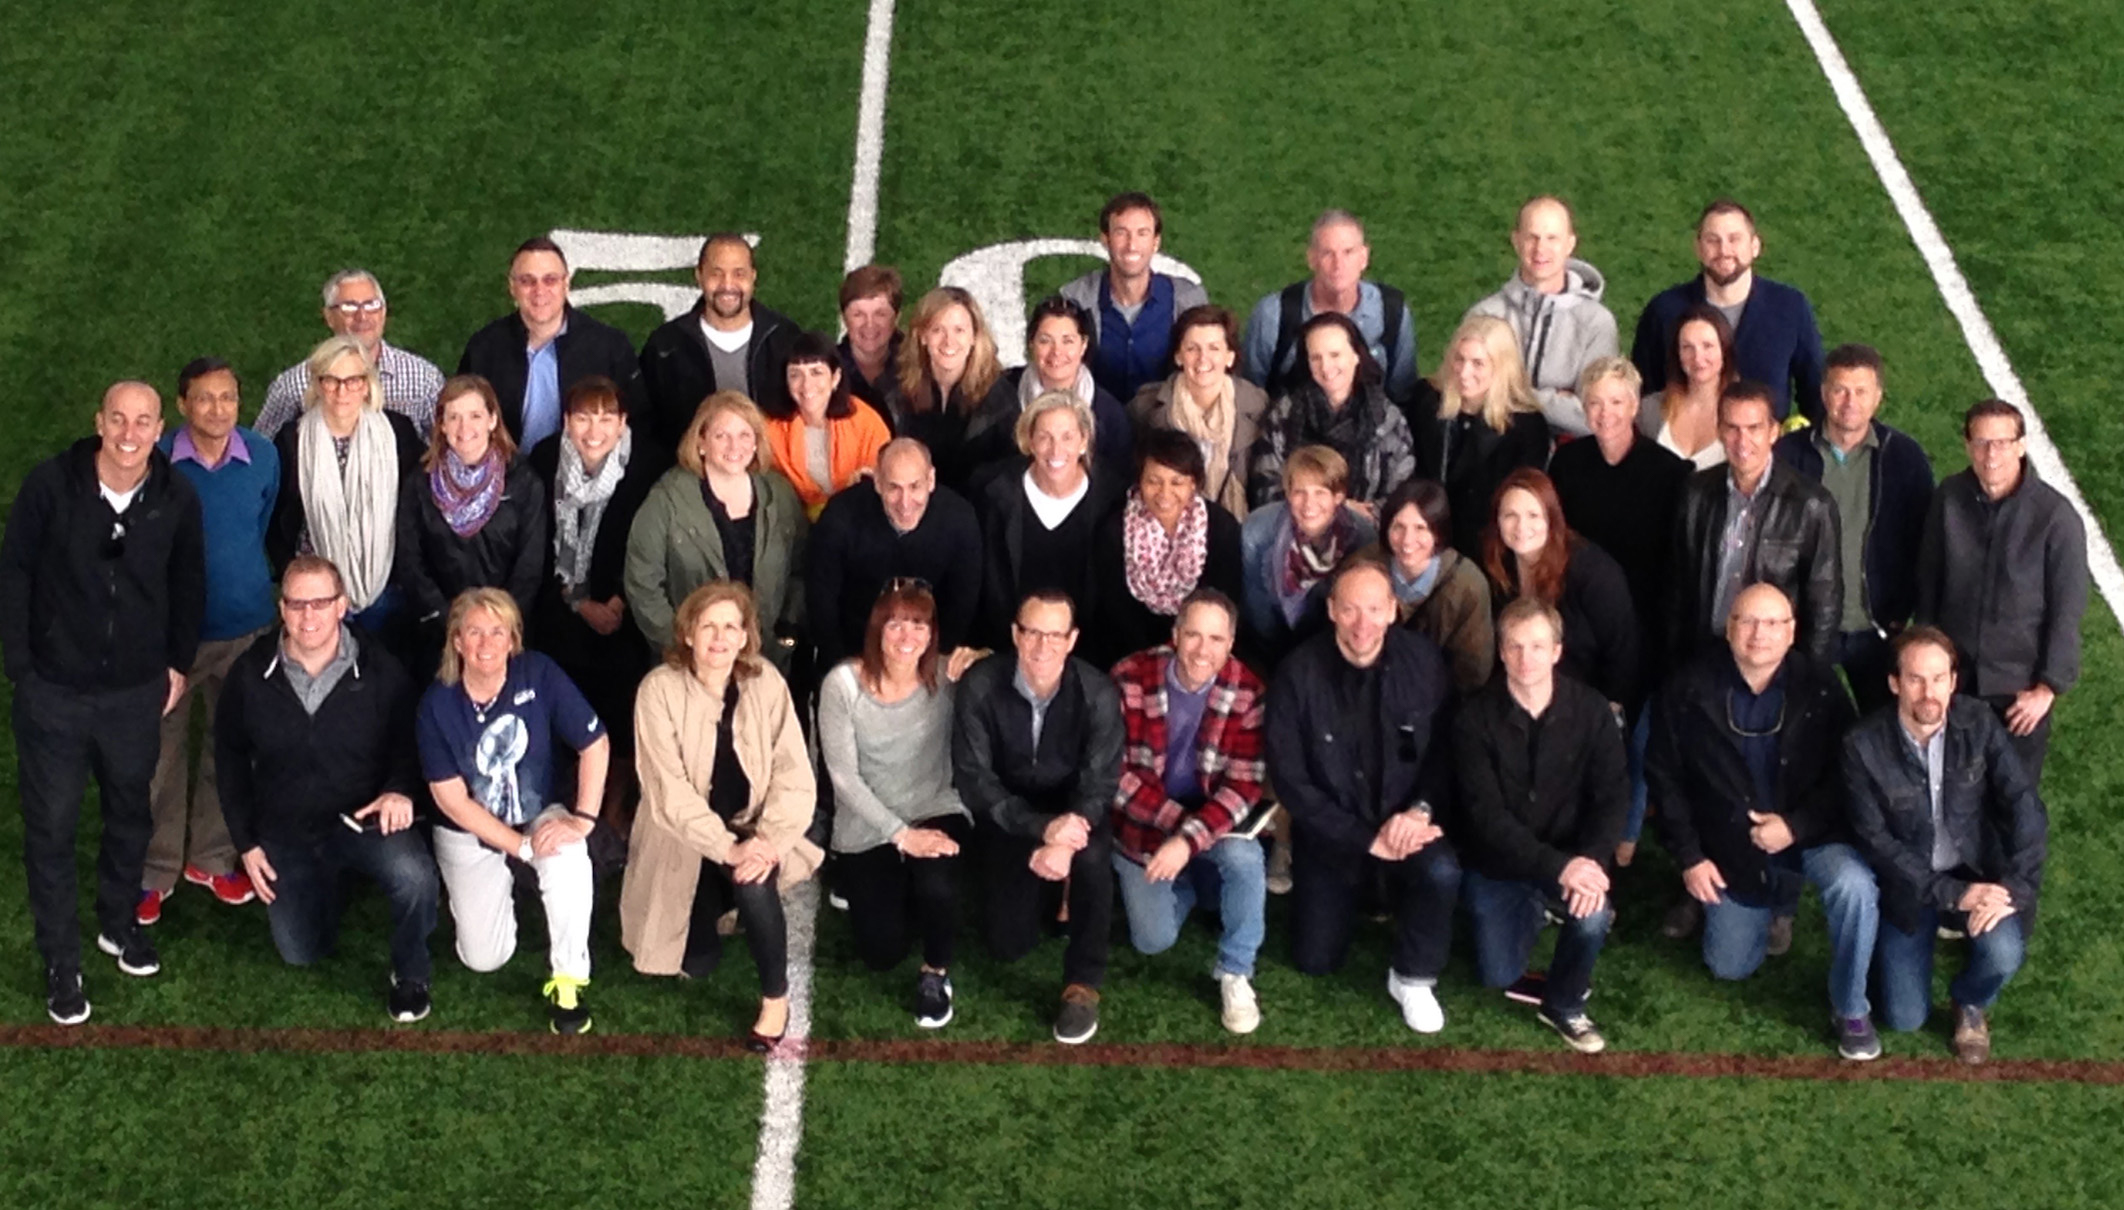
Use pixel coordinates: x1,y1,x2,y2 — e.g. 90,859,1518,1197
1952,1003,1991,1065
1766,915,1795,957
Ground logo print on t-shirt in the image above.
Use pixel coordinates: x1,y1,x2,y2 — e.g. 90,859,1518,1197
474,714,532,826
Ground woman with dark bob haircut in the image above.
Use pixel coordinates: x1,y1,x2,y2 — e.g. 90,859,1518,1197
1356,477,1493,693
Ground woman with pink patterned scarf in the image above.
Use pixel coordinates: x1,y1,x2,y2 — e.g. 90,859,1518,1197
1085,428,1242,668
398,374,549,681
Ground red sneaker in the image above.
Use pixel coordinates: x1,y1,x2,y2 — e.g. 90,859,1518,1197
137,887,172,927
187,866,256,907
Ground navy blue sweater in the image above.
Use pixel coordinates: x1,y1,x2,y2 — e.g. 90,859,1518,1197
1629,275,1826,424
1773,421,1934,634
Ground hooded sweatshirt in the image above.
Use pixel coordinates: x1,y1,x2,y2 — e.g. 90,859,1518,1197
1465,257,1618,437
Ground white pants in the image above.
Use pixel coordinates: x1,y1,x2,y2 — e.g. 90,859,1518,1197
431,805,593,981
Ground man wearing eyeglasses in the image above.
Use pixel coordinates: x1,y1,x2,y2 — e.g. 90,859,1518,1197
458,237,645,450
0,381,205,1025
1647,583,1881,1060
951,589,1124,1044
214,556,439,1023
256,269,446,439
1914,399,2088,790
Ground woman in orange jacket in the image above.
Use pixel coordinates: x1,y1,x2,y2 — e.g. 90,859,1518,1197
763,331,892,519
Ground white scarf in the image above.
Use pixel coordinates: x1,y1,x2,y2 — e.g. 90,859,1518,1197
1020,362,1098,409
298,407,399,610
1166,373,1242,516
553,428,633,593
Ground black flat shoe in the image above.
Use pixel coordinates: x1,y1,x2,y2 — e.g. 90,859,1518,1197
745,1027,786,1055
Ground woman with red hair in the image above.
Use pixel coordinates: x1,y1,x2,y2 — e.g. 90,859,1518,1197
1481,469,1640,712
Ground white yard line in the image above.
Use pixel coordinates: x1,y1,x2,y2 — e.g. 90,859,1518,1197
841,0,898,274
1785,0,2124,621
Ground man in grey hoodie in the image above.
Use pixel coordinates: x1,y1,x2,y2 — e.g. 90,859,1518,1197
1465,196,1618,437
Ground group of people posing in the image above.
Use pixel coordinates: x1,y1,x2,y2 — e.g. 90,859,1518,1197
1,191,2083,1064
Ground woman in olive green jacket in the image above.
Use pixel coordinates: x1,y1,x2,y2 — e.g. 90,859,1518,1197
626,391,807,668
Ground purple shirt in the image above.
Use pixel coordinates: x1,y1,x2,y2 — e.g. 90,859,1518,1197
1161,660,1212,803
171,427,252,471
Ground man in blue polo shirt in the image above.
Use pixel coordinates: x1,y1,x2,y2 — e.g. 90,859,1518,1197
1059,192,1209,402
143,357,281,926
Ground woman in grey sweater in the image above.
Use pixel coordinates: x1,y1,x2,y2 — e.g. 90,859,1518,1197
817,581,973,1029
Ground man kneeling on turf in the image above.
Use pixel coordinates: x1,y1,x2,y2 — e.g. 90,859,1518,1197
1268,560,1461,1033
1648,583,1882,1060
1843,626,2047,1064
216,556,439,1022
1452,597,1627,1053
1108,588,1270,1034
417,587,609,1034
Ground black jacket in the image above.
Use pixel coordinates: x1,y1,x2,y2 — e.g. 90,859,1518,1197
638,299,800,452
1267,627,1454,860
1549,434,1690,683
805,477,983,671
1083,499,1245,669
395,459,548,625
1002,366,1135,480
524,433,670,665
1668,461,1842,666
1647,650,1856,907
951,653,1124,839
1497,541,1640,709
896,378,1021,497
265,411,427,574
1915,461,2088,698
1843,696,2047,934
839,333,903,420
0,439,204,690
457,305,646,447
1452,677,1629,886
974,461,1126,647
1774,420,1935,634
214,627,421,851
1411,394,1553,558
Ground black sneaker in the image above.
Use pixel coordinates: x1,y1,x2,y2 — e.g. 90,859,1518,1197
96,928,160,977
915,970,954,1029
1766,914,1795,957
45,965,90,1026
544,976,592,1035
1537,1008,1607,1054
1503,971,1548,1006
389,975,432,1024
1053,984,1100,1044
1659,898,1703,940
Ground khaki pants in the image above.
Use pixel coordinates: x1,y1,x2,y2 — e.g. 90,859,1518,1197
143,630,261,891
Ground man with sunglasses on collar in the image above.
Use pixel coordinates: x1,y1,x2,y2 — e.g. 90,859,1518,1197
1648,582,1881,1060
1,381,205,1024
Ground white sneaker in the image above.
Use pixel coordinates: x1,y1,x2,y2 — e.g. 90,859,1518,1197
1386,970,1444,1034
1218,972,1261,1034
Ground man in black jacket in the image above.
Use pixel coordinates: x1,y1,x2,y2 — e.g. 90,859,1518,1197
1772,345,1934,713
217,556,439,1022
638,233,800,452
1268,561,1461,1034
1914,399,2087,788
1843,627,2045,1065
951,589,1124,1045
0,382,205,1024
1648,584,1882,1060
458,237,645,450
1668,381,1842,667
808,439,982,671
1454,598,1627,1053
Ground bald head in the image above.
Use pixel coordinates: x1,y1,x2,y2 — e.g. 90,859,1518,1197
876,437,937,532
94,380,164,487
1726,582,1797,679
1513,196,1579,293
1327,560,1395,668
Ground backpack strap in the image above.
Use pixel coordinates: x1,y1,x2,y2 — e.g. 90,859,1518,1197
1267,281,1310,397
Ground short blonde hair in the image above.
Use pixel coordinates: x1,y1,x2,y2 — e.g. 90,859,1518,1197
676,390,768,476
1013,390,1095,458
438,587,524,685
301,335,381,414
667,580,764,681
1577,355,1641,402
1439,316,1538,435
1282,444,1349,496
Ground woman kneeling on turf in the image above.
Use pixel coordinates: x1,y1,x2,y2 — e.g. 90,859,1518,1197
621,581,821,1051
818,581,975,1029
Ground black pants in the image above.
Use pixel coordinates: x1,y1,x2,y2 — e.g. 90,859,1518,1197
13,674,163,969
1839,629,1896,717
1982,693,2053,788
1289,831,1461,981
836,814,971,972
977,816,1114,989
682,857,789,998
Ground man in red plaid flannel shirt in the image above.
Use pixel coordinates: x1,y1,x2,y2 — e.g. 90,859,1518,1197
1107,588,1270,1033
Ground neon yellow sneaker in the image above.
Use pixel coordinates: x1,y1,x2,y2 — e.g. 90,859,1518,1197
544,975,592,1035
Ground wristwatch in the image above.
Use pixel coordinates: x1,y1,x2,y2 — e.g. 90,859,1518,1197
517,836,535,862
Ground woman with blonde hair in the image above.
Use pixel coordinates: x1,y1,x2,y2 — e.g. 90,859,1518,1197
893,286,1020,492
622,581,821,1050
625,390,807,670
267,334,426,655
974,390,1124,645
1413,315,1551,556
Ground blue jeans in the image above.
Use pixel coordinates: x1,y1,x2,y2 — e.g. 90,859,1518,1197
1701,842,1879,1019
1623,701,1652,842
1112,838,1266,978
1876,908,2026,1031
1461,869,1612,1016
264,824,440,984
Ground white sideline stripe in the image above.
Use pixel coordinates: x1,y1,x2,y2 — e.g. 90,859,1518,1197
748,879,819,1210
841,0,898,274
1785,0,2124,622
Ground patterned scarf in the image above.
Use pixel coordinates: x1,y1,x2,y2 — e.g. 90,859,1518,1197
430,446,505,538
1276,506,1355,625
553,427,632,592
1122,491,1210,616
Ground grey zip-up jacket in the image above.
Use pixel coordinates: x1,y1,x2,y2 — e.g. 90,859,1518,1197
1465,258,1618,437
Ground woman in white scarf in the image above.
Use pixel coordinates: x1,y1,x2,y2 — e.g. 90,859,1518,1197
1126,305,1268,521
289,335,418,629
